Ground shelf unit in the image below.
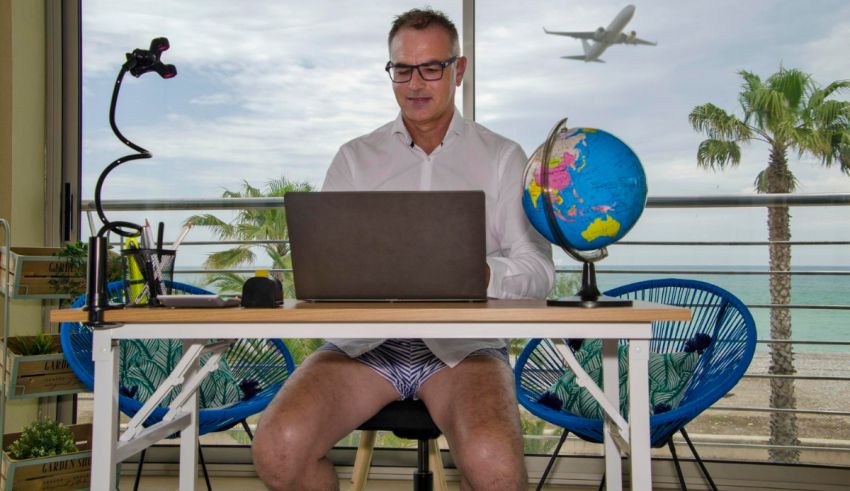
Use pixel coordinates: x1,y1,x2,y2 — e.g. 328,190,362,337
0,218,92,491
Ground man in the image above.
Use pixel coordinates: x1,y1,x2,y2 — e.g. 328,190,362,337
252,8,553,490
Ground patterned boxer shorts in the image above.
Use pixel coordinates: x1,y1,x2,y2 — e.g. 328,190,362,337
317,339,509,400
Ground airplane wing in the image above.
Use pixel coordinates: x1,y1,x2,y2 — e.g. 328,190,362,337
627,37,657,46
543,27,596,39
561,55,605,63
613,32,657,46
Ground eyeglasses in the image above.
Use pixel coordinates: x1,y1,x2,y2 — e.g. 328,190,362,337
385,56,458,83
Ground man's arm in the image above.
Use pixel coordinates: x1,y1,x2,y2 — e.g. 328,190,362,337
486,143,555,300
322,147,356,191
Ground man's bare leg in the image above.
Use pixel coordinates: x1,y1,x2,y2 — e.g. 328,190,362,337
418,355,527,491
252,351,400,491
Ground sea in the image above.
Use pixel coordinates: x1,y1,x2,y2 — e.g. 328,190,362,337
591,265,850,353
174,265,850,353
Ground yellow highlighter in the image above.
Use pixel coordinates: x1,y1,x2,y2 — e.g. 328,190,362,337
125,237,146,304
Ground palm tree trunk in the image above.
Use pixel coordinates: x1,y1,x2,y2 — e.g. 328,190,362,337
765,144,801,463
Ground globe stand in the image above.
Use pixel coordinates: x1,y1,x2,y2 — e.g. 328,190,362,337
547,259,632,307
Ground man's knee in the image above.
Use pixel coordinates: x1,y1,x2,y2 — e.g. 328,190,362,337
456,434,527,490
252,423,310,484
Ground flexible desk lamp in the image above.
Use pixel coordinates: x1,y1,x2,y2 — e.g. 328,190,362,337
86,37,177,325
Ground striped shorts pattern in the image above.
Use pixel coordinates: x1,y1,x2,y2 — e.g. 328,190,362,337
319,339,508,400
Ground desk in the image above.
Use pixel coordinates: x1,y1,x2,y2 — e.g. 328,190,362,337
52,299,690,491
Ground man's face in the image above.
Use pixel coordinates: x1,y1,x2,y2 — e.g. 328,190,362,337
389,26,466,128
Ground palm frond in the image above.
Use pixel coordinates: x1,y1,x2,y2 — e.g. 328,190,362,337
743,85,792,131
696,139,742,170
268,177,316,196
204,247,256,269
184,214,242,244
689,104,751,142
818,79,850,99
738,70,763,95
766,68,812,113
202,272,250,295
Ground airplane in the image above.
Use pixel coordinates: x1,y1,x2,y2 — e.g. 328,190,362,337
543,4,656,63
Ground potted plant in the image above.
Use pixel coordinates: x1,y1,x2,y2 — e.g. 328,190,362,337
6,332,87,400
1,419,92,491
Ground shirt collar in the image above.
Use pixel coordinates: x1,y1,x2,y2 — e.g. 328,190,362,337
392,107,466,148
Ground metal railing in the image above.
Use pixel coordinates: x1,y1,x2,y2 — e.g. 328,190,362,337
82,193,850,464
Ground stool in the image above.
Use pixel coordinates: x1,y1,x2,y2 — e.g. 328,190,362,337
350,400,447,491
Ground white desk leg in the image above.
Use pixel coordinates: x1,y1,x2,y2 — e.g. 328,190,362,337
178,339,202,491
601,339,622,491
91,330,119,491
628,339,652,491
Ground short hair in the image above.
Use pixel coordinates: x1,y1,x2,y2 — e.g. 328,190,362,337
388,8,460,56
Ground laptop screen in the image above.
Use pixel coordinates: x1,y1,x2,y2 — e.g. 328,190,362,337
286,191,487,301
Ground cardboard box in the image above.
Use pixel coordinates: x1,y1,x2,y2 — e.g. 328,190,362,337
1,423,92,491
5,335,87,400
0,247,85,299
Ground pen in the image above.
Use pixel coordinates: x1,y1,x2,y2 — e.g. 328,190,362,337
156,221,164,257
171,223,192,249
143,219,155,249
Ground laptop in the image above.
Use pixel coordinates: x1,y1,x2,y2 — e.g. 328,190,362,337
286,191,487,301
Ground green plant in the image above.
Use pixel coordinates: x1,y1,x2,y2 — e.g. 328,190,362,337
48,241,88,299
48,241,123,304
7,332,58,356
5,419,78,460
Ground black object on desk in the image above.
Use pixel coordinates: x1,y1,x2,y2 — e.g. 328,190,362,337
241,272,283,308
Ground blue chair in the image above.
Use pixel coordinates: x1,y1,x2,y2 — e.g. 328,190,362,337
60,280,295,490
515,278,757,490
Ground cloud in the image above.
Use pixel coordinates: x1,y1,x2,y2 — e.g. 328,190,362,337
80,0,850,267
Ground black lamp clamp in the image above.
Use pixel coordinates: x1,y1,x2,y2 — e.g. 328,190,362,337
86,37,177,326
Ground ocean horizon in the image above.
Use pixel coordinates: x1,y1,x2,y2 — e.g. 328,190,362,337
173,264,850,353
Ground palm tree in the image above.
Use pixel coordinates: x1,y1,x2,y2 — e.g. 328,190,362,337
185,177,315,296
689,68,850,463
185,177,318,362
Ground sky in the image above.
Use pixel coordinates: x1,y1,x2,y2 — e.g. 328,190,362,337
80,0,850,268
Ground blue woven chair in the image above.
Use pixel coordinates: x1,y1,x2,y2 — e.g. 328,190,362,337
60,280,295,490
515,278,756,490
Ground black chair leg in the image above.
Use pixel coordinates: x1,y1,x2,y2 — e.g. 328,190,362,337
598,473,605,491
133,448,146,491
240,419,254,440
413,439,433,491
536,430,569,491
668,438,688,491
198,444,213,491
680,428,718,491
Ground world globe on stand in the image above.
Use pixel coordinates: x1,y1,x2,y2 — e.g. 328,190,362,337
522,119,648,306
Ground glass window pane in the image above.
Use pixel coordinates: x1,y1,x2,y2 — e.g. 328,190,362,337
478,0,850,465
80,0,462,446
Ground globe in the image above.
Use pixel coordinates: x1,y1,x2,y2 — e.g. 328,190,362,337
522,120,648,306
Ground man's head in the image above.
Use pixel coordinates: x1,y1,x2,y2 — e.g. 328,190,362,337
386,8,466,131
388,8,460,56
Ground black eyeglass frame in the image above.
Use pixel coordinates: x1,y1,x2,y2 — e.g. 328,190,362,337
384,56,459,83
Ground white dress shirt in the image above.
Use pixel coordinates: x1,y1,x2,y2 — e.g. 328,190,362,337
322,108,555,367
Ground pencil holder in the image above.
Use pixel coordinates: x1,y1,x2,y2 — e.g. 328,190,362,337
120,248,175,306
